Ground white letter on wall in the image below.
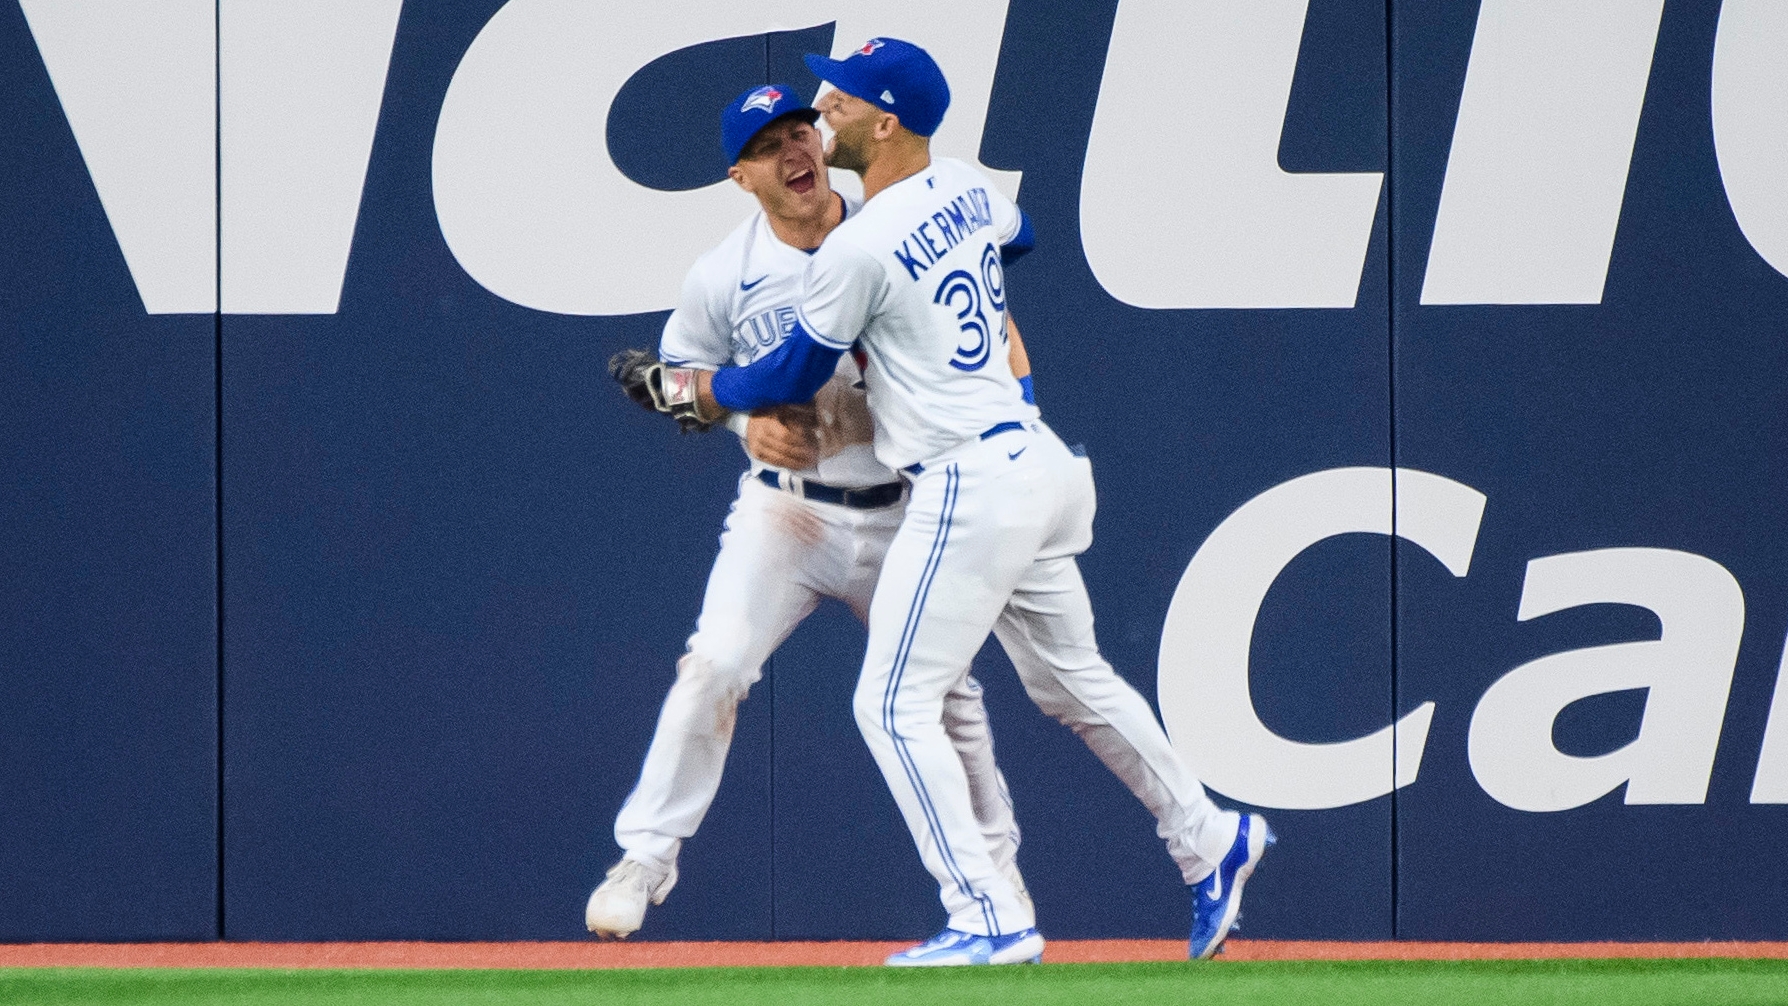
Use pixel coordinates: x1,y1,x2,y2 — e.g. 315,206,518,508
26,0,403,315
1748,630,1788,803
1468,548,1744,812
1420,0,1664,306
1157,468,1486,810
1712,0,1788,282
431,0,1016,317
1079,0,1383,310
22,0,216,314
221,0,403,314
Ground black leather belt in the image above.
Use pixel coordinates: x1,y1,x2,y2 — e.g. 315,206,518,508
757,469,905,509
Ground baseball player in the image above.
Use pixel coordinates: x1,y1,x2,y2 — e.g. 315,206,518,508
638,39,1273,964
588,84,1032,940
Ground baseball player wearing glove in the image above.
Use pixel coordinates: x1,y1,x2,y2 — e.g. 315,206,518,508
587,84,1031,939
642,39,1272,965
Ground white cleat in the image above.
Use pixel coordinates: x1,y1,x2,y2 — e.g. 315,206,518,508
885,927,1046,966
585,858,676,939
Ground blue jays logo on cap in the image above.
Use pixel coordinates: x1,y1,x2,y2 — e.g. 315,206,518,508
720,82,820,165
741,85,784,115
803,37,951,138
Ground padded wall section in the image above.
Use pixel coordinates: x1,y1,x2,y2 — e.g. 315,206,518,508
769,606,945,939
13,0,1788,945
1392,0,1788,939
219,1,771,939
0,4,218,940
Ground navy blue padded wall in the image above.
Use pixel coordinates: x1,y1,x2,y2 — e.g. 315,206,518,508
0,4,217,940
219,1,775,939
1391,0,1788,939
12,0,1788,945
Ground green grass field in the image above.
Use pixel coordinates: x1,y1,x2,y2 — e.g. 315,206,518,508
3,959,1787,1006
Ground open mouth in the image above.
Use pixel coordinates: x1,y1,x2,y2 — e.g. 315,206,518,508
786,168,816,194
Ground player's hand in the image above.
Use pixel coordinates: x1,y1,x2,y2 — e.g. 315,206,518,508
746,404,820,470
608,348,719,433
608,348,661,412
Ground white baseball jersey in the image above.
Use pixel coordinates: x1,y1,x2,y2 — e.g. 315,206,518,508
661,195,894,489
796,158,1040,471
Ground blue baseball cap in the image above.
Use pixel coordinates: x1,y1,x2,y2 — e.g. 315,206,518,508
721,83,820,165
803,37,950,137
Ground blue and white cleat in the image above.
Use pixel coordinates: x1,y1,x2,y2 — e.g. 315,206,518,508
1189,812,1275,960
885,927,1045,966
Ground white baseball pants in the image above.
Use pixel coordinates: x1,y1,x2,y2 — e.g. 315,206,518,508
855,424,1236,936
613,475,1021,879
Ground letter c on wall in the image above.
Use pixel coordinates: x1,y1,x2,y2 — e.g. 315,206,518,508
1158,467,1486,810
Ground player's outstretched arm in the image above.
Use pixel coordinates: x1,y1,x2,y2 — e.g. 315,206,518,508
700,324,843,415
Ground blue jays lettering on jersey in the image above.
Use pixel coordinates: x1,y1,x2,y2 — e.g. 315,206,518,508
731,304,800,363
659,192,892,489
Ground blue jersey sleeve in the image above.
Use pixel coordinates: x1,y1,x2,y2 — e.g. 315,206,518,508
710,323,844,413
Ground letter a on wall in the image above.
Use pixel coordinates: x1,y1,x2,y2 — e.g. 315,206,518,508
1468,548,1745,812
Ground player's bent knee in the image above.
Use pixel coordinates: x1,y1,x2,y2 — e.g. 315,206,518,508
1016,677,1113,730
856,683,953,744
675,651,755,703
1014,674,1075,716
851,673,924,738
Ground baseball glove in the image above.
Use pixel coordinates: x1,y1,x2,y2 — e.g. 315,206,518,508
608,348,718,433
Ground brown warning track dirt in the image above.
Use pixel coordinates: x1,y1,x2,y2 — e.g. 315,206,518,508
0,939,1784,969
1220,940,1788,962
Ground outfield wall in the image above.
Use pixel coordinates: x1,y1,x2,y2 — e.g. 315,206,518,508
3,0,1786,942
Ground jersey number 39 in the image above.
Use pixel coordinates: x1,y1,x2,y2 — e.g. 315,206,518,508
934,243,1008,372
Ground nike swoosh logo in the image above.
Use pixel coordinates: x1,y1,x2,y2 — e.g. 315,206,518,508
1007,448,1026,461
1207,869,1225,902
740,275,768,291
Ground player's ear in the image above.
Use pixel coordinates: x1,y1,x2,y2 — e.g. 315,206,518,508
728,164,753,192
873,112,901,141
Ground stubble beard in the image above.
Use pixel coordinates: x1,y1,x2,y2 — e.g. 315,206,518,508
824,131,869,175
